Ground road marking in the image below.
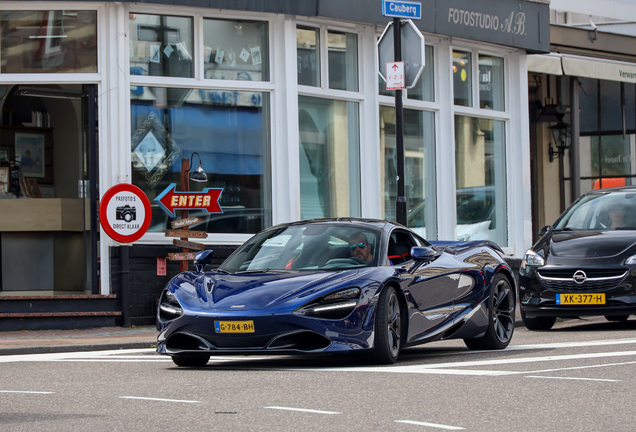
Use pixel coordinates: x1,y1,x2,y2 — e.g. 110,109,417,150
120,396,201,404
525,359,636,375
265,406,341,415
395,420,465,430
51,359,172,362
0,348,156,363
525,376,620,382
0,390,54,394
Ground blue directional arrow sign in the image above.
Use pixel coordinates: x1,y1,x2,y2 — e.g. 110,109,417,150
382,0,421,20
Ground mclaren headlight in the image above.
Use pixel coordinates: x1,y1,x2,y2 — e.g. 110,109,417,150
158,289,183,321
294,287,361,320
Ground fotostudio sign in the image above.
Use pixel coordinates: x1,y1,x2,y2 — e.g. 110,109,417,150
434,0,549,53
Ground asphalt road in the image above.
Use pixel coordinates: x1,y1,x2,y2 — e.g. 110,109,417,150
3,317,636,431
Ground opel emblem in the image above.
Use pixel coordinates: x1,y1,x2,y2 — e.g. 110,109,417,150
573,270,587,284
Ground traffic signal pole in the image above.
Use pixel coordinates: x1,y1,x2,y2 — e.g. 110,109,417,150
393,18,407,226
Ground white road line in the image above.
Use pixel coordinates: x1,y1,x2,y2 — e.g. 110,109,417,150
506,338,636,351
119,396,201,404
525,376,620,382
395,420,465,430
265,406,341,415
525,359,636,375
50,359,172,362
0,390,54,394
0,348,156,363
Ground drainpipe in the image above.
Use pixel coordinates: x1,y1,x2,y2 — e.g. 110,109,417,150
570,76,581,202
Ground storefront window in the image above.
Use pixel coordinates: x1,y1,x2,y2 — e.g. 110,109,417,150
297,27,320,87
407,46,435,102
455,116,507,246
453,51,472,107
328,31,358,91
129,14,194,78
298,96,360,219
131,86,271,234
203,18,269,81
478,55,504,111
381,107,436,239
1,10,97,73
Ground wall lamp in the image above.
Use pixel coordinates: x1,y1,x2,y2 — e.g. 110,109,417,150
548,120,570,163
188,152,208,182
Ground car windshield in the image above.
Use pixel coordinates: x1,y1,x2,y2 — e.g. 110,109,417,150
220,224,381,272
555,192,636,230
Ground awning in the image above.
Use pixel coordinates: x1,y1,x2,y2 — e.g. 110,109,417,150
528,52,636,83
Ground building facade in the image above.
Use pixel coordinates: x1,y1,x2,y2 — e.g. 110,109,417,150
0,0,549,327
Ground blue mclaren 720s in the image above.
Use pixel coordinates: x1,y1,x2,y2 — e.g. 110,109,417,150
156,218,516,366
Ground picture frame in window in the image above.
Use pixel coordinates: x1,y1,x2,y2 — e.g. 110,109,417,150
15,132,45,178
131,111,181,189
0,166,8,194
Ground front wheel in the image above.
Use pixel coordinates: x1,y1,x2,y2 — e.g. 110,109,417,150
171,354,210,367
520,308,556,331
464,274,515,350
369,286,402,364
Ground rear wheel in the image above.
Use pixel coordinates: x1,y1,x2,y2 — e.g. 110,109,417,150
370,286,402,364
605,315,629,322
464,274,515,350
171,354,210,367
521,308,556,331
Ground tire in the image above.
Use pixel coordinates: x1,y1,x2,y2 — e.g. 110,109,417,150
171,354,210,367
370,286,402,364
605,315,629,322
520,307,556,331
464,274,515,350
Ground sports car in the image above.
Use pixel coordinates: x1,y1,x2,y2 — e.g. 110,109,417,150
156,218,516,366
520,186,636,330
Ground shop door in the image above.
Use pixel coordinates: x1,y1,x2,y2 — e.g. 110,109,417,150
0,84,98,295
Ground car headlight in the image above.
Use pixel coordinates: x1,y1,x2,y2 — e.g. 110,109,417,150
158,289,184,321
522,250,545,267
625,255,636,265
294,287,361,320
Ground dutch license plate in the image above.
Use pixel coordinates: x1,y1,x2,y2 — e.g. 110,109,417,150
556,293,605,305
214,320,255,333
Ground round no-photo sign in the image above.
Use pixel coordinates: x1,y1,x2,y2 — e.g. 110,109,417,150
99,183,152,243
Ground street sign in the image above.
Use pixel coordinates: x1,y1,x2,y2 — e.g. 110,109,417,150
167,252,198,261
171,217,200,229
155,183,223,218
164,229,208,239
378,20,425,89
99,183,152,243
386,62,405,90
382,0,421,20
172,238,205,251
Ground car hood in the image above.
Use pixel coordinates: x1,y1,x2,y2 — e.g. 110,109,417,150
546,230,636,259
194,269,362,311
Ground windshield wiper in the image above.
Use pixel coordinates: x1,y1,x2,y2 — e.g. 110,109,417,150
214,268,231,274
235,268,270,274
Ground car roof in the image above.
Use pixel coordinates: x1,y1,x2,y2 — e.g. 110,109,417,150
584,186,636,196
266,217,403,232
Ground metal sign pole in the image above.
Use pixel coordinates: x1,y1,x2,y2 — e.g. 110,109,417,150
394,17,406,226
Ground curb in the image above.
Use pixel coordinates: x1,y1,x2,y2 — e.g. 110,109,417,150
0,341,156,356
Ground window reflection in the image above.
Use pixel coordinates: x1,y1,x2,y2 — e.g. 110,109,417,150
455,116,506,246
453,51,472,106
328,31,358,91
298,96,360,219
478,55,504,111
203,18,268,81
380,107,436,239
297,27,320,87
407,46,435,102
1,10,97,73
130,86,271,234
129,14,194,78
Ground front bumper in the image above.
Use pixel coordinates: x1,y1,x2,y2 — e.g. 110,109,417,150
519,266,636,318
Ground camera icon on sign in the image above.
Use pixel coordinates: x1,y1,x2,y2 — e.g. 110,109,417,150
116,205,136,223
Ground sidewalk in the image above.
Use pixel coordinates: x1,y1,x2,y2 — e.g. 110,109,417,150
0,326,158,355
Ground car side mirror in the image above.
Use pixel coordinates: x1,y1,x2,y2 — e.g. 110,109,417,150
538,225,552,237
194,250,214,273
411,246,436,263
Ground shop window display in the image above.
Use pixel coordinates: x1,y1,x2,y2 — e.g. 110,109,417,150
1,10,97,74
203,18,269,81
131,86,271,234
